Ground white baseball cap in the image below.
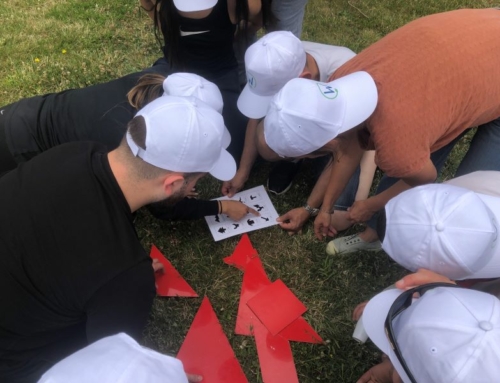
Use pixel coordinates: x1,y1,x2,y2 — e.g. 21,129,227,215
163,72,231,148
383,184,500,280
263,71,377,158
237,31,307,119
364,286,500,383
126,95,236,181
173,0,217,12
38,333,188,383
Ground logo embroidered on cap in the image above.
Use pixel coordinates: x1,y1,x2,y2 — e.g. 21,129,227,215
247,73,257,89
317,83,339,99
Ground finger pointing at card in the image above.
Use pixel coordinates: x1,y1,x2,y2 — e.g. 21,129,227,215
221,200,260,221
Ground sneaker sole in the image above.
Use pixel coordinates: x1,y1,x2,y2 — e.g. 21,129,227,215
267,179,293,196
326,243,382,256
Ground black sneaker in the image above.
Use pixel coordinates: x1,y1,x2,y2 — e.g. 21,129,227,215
267,160,302,195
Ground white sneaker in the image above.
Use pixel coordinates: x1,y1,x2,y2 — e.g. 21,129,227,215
326,234,382,255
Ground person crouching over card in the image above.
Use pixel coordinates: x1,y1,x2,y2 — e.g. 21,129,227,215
0,95,235,383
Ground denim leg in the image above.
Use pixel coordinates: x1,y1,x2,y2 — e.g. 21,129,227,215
455,117,500,176
334,166,361,210
366,131,468,230
310,155,360,210
270,0,308,38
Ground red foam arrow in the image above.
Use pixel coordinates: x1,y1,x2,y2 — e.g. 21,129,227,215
177,297,249,383
235,258,271,336
150,245,198,297
223,234,259,271
252,318,299,383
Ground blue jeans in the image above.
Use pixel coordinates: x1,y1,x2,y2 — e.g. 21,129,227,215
455,117,500,176
235,0,309,86
367,116,500,229
270,0,309,38
310,155,360,211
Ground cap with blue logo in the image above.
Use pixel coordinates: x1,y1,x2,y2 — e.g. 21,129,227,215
237,31,307,119
263,71,378,158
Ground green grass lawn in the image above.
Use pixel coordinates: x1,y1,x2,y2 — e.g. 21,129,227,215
1,0,496,381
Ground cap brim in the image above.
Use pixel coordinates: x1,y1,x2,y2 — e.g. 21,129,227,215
222,126,231,149
466,193,500,279
173,0,217,12
237,84,274,119
363,289,412,383
208,148,236,181
329,71,378,135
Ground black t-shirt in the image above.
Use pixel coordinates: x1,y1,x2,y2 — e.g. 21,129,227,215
0,142,155,382
4,66,173,163
163,0,237,77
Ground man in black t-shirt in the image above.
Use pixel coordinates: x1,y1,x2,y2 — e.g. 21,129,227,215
0,95,236,383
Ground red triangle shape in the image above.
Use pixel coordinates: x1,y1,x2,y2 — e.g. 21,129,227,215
278,316,323,344
235,258,271,336
177,297,249,383
150,245,198,297
223,234,259,271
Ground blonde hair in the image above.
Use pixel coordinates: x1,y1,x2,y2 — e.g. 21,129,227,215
127,73,166,110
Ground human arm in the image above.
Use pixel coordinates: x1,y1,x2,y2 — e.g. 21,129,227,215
222,118,259,197
148,198,258,221
85,260,156,342
394,268,456,290
314,131,365,239
353,269,455,321
277,157,333,234
347,158,438,223
354,150,377,201
227,0,263,29
139,0,156,20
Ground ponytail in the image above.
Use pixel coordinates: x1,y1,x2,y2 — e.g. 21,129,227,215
127,73,166,110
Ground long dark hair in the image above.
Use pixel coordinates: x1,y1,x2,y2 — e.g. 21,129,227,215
153,0,275,69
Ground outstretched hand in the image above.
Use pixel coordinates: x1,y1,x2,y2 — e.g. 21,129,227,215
276,208,310,235
221,171,248,198
346,199,377,224
220,200,259,221
313,212,338,240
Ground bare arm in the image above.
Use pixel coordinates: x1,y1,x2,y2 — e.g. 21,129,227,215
277,158,332,234
347,158,438,223
314,132,364,239
222,118,259,197
354,150,377,201
139,0,156,20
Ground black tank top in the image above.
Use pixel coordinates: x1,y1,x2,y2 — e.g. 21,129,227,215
166,0,237,77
